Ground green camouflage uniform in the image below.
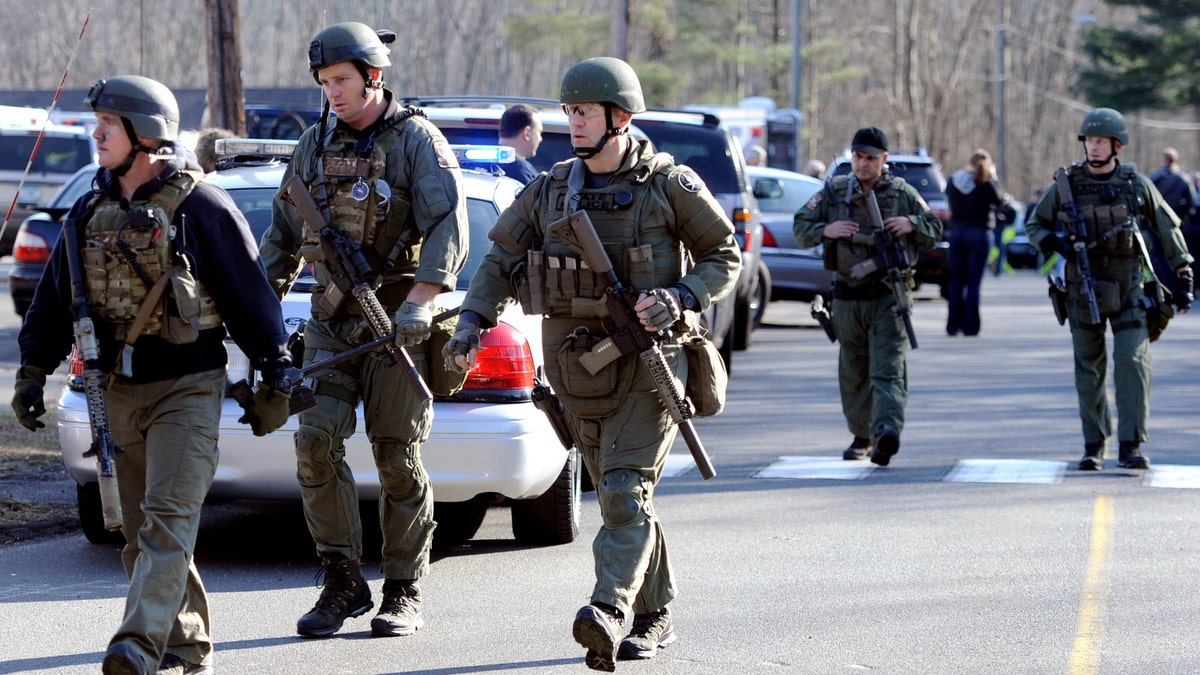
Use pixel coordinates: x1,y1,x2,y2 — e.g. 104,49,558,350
458,138,740,618
260,95,469,580
1025,161,1191,447
793,172,942,441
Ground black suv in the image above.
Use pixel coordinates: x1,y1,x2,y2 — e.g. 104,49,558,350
635,110,765,350
830,148,950,297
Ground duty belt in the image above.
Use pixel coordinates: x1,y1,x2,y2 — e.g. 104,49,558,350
831,281,892,301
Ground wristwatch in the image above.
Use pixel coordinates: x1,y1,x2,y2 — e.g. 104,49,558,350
674,285,698,311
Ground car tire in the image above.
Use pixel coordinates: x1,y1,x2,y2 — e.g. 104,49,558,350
751,261,771,328
511,447,581,545
433,496,489,548
77,482,126,546
732,293,754,352
718,318,733,374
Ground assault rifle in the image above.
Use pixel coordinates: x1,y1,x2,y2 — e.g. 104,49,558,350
547,211,716,480
62,218,123,532
850,190,918,348
1054,169,1101,325
279,174,431,401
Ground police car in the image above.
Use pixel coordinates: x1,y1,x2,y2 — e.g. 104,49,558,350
57,140,581,549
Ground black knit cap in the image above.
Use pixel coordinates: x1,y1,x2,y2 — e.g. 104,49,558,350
850,127,888,156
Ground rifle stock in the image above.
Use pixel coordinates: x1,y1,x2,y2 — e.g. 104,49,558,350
547,211,716,480
279,175,431,401
62,219,123,532
854,191,918,348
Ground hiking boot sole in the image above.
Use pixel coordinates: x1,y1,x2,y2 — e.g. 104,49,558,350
102,642,147,675
617,627,677,660
371,614,425,637
573,607,618,672
843,448,870,461
1118,458,1150,470
1078,458,1103,471
296,599,374,639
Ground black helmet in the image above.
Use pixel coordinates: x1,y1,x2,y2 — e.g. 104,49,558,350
308,22,395,82
560,57,646,114
1078,108,1129,145
84,76,178,140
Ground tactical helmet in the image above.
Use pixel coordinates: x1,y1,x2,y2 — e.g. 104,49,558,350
1077,108,1129,145
560,57,646,114
83,76,179,140
308,22,393,82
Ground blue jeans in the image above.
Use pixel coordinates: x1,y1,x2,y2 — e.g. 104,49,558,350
947,227,990,335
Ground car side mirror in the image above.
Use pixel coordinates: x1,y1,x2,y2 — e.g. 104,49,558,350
753,178,783,200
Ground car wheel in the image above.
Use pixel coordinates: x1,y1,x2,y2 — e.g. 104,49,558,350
718,318,733,374
77,482,126,546
751,261,771,328
511,447,581,545
432,496,489,548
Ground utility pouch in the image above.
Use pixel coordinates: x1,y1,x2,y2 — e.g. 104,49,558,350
683,333,727,417
525,250,546,314
1049,277,1069,326
836,239,873,277
1093,279,1122,316
426,308,468,396
628,245,655,290
161,265,202,345
1143,279,1174,342
557,328,618,398
823,241,838,271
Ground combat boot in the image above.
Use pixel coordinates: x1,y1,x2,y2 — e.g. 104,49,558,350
573,603,624,672
843,436,872,461
1117,442,1150,470
617,606,677,661
157,654,214,675
296,556,373,638
1078,443,1105,471
371,579,424,637
871,430,900,467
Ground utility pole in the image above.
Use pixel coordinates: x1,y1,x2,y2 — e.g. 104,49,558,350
610,0,630,61
789,0,801,112
205,0,245,135
995,1,1007,180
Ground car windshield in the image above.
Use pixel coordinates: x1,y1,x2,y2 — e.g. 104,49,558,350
634,122,739,194
226,186,495,291
755,176,821,215
0,133,93,173
436,127,573,174
832,160,944,204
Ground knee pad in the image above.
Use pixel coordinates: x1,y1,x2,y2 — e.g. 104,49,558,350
295,424,340,487
375,442,424,497
597,469,651,528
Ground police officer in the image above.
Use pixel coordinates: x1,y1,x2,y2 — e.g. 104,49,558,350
793,128,942,466
1025,108,1193,471
12,75,292,675
259,22,469,639
443,57,740,671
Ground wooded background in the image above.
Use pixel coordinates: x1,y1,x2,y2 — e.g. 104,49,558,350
2,0,1196,200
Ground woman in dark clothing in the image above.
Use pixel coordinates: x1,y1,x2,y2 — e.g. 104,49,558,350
944,148,1015,336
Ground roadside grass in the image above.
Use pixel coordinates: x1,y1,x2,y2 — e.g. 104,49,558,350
0,408,78,535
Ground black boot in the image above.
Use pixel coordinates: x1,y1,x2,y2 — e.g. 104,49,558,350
843,436,872,461
871,429,900,467
1078,443,1105,471
296,556,374,638
1118,442,1150,470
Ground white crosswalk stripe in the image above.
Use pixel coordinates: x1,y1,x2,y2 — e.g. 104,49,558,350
944,459,1067,484
753,455,876,480
1145,464,1200,489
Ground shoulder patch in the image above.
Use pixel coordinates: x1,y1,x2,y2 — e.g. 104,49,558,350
433,140,459,169
914,193,931,212
805,191,823,210
677,168,702,193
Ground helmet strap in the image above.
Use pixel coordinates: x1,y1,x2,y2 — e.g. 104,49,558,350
1083,139,1117,168
570,105,627,159
109,117,146,177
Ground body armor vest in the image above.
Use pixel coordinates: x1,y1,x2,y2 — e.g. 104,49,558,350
1057,163,1139,255
302,113,421,282
81,170,221,339
826,175,918,280
523,157,685,318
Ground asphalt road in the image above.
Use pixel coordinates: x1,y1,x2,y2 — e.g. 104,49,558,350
1,269,1199,674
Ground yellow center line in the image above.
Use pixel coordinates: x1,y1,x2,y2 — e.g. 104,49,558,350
1069,495,1114,675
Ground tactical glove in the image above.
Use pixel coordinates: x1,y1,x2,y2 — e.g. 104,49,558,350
237,376,292,437
11,365,47,431
442,318,482,373
1045,235,1073,261
395,301,433,347
1176,268,1194,313
634,287,682,333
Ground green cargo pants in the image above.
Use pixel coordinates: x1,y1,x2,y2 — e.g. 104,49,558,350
1069,305,1151,445
831,294,909,440
295,315,435,580
107,367,226,670
570,346,683,619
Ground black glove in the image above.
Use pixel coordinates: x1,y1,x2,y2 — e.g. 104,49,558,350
237,375,293,437
11,365,47,431
1045,235,1074,261
1176,268,1194,313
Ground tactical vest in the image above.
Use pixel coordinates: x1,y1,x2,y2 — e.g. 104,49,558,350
1057,163,1140,256
825,174,918,280
81,170,221,340
301,111,421,277
518,155,685,319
